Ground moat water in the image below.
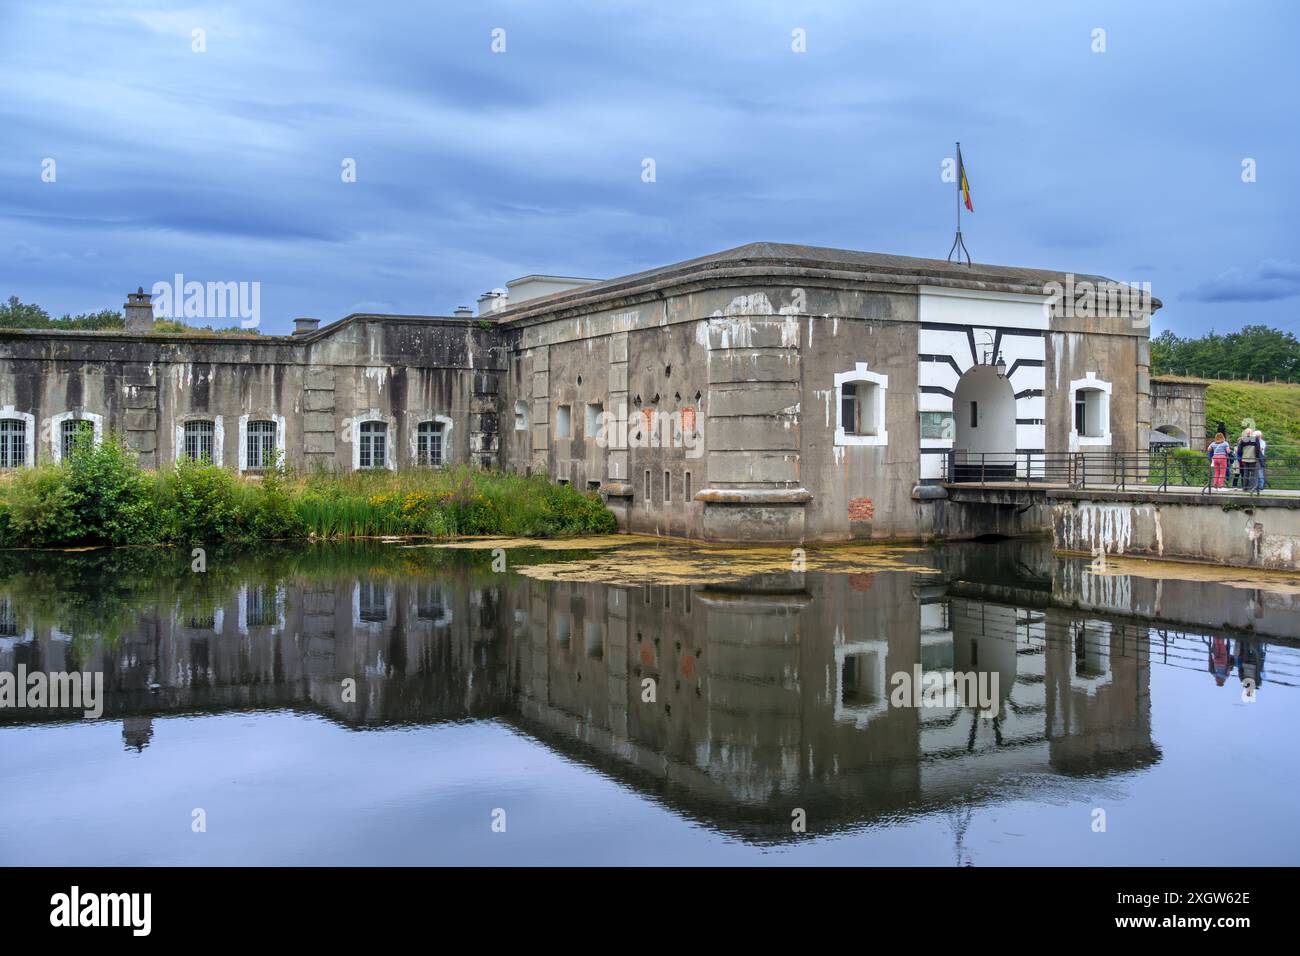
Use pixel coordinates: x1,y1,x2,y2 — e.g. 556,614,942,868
1,537,1297,866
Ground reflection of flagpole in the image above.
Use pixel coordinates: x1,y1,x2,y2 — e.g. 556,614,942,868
947,141,972,266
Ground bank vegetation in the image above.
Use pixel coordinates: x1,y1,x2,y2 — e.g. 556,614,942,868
0,436,616,548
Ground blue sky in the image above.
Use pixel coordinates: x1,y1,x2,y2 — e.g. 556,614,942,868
1,0,1297,335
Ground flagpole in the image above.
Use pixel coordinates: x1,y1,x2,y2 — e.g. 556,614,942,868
947,140,972,266
955,140,961,236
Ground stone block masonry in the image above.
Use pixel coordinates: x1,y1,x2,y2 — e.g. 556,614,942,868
0,241,1171,545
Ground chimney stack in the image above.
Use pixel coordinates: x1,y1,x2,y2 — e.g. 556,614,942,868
124,287,154,332
476,288,509,316
453,306,473,317
293,317,320,335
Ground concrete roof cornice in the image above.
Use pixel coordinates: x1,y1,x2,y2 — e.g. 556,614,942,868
0,313,483,346
484,241,1163,328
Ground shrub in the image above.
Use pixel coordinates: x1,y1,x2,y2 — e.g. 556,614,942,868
2,465,82,546
162,456,246,544
248,453,306,540
63,435,158,544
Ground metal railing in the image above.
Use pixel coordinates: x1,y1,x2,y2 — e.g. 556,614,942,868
944,450,1300,494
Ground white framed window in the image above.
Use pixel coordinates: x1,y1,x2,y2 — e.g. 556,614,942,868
0,595,20,637
358,421,387,469
183,420,215,461
349,411,394,470
238,414,285,472
416,420,444,466
834,641,891,728
178,598,223,633
408,413,453,467
238,583,286,634
358,580,387,622
244,420,278,471
1068,373,1112,449
62,420,93,459
352,580,393,638
175,415,224,465
416,584,453,627
50,411,104,463
0,408,35,468
833,363,889,447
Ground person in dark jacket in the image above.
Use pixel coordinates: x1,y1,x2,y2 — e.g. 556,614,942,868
1236,429,1260,490
1254,430,1266,491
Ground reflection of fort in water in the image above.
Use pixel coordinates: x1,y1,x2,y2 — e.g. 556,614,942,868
6,542,1286,839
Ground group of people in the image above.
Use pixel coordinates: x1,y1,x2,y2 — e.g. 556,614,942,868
1206,421,1268,490
1206,636,1267,693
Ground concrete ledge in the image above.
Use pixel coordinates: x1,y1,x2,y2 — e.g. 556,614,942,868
602,482,635,498
693,487,813,504
1049,487,1300,510
911,484,948,501
1053,496,1300,570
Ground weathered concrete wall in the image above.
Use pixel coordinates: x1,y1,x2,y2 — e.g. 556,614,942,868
1149,377,1207,446
2,243,1160,544
1052,555,1300,640
798,294,921,541
1052,491,1300,570
0,317,499,472
2,558,1155,834
921,487,1055,542
1047,327,1143,457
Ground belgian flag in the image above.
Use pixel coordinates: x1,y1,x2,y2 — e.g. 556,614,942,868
958,145,973,212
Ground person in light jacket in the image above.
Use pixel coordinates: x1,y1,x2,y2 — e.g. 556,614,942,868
1236,429,1260,490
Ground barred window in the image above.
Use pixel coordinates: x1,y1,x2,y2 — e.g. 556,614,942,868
416,421,444,467
416,584,447,622
358,420,386,469
183,420,215,462
245,586,276,627
0,419,27,468
358,581,387,622
0,596,17,637
246,420,277,470
61,419,95,460
183,605,216,630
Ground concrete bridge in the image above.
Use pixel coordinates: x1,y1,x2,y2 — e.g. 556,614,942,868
933,451,1300,571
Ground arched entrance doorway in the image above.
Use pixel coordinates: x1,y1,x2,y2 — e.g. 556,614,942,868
1151,424,1188,449
952,365,1016,480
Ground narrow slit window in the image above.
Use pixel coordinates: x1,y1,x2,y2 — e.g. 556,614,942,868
585,402,603,439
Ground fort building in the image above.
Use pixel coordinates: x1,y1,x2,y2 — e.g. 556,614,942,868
0,242,1167,543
